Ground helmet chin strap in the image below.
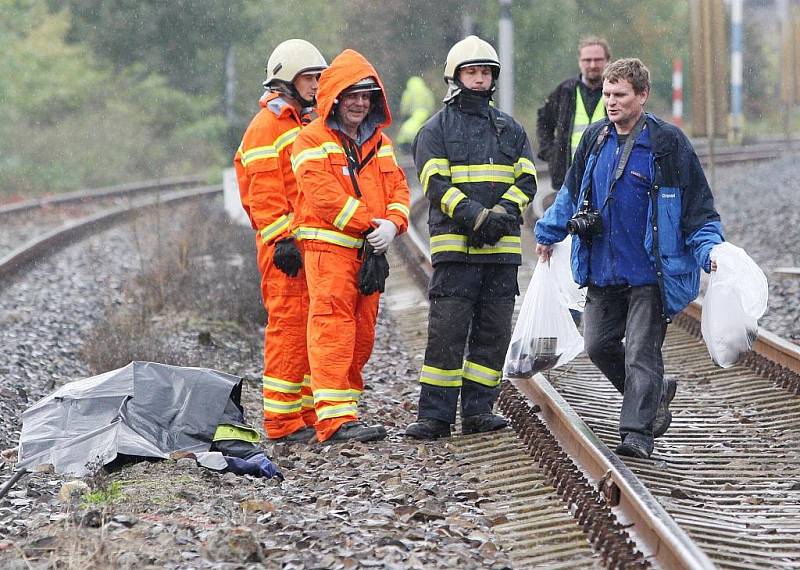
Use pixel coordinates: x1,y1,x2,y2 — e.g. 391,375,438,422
444,77,495,104
268,81,315,109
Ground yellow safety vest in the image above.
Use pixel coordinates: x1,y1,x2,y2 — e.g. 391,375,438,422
571,86,606,157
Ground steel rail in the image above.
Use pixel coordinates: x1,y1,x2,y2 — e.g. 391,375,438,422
396,168,713,568
0,185,221,283
0,175,205,219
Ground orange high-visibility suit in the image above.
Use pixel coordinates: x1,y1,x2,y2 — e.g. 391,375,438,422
291,50,410,442
234,92,315,438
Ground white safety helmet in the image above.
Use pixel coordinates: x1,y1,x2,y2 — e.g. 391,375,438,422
443,35,500,83
263,39,328,88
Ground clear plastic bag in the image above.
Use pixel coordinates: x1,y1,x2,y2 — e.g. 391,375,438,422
550,234,586,313
504,259,584,378
701,242,768,368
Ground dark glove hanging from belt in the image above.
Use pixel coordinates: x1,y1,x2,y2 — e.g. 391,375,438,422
469,208,518,248
273,237,302,277
357,241,390,295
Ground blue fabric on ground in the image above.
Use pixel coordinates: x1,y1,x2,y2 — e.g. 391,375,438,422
224,452,284,480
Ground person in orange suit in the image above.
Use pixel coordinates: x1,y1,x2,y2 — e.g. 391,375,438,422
234,39,327,443
291,49,411,443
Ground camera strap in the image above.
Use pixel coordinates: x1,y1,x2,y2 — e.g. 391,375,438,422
613,114,647,182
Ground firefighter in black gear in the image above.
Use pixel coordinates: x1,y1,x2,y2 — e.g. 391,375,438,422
405,36,538,440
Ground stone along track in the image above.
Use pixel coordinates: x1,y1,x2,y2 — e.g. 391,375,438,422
391,153,800,568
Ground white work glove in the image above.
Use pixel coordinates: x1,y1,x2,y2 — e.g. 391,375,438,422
366,218,398,254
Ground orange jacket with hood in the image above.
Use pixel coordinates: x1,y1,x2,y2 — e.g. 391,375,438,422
290,50,410,249
234,91,302,244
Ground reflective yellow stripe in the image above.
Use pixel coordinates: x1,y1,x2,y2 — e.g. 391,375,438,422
431,233,468,254
274,127,300,152
572,87,606,157
316,402,358,421
440,187,466,217
291,142,345,171
514,157,537,178
420,364,462,387
295,227,365,248
302,375,312,387
387,202,410,218
263,375,302,394
501,185,530,210
463,360,502,388
314,388,361,404
301,395,315,408
241,145,279,167
377,145,397,164
451,164,515,184
259,213,292,244
419,158,451,193
430,234,522,256
333,196,360,230
263,398,303,414
213,424,261,443
469,235,522,255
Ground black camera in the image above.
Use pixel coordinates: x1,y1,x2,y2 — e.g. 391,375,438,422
566,201,602,237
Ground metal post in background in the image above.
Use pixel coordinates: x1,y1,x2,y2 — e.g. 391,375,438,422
730,0,743,143
702,0,717,188
672,58,683,128
225,44,238,154
498,0,514,115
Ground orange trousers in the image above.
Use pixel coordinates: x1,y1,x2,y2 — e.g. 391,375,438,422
256,237,316,438
302,242,380,442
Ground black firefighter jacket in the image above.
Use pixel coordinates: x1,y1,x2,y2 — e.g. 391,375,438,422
412,95,537,266
536,75,581,190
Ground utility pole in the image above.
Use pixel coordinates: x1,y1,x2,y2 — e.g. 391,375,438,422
730,0,743,143
225,44,238,154
702,0,717,188
498,0,514,115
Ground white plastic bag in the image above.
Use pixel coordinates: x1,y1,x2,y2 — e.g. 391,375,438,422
504,259,584,378
701,242,768,368
550,234,586,313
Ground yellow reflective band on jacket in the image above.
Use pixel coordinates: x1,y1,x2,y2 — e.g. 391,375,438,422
313,388,362,404
301,395,315,409
571,87,606,157
430,234,521,256
262,375,302,394
450,164,515,185
377,144,397,163
469,235,522,255
420,158,451,194
316,402,359,421
463,360,502,388
295,227,364,249
419,364,463,387
291,141,345,172
501,185,530,210
302,374,312,387
263,397,303,414
259,213,292,244
240,126,300,167
387,202,410,218
440,187,466,217
213,424,261,443
333,196,361,230
514,157,537,178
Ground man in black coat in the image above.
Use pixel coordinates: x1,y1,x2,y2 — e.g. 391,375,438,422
536,37,610,191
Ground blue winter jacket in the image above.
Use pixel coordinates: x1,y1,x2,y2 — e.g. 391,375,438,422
535,114,724,320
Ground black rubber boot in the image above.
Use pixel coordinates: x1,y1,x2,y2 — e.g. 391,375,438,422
652,377,678,438
615,433,653,459
275,426,317,444
327,421,387,443
461,413,509,435
404,418,452,440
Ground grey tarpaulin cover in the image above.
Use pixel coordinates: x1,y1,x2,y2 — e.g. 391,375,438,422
18,361,243,476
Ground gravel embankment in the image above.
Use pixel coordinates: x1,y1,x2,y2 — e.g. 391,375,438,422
0,199,511,569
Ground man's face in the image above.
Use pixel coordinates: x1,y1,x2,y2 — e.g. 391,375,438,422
458,65,493,91
338,91,372,129
603,78,648,131
579,44,608,84
293,72,320,103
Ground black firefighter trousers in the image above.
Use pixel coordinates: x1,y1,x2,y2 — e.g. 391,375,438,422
417,262,519,425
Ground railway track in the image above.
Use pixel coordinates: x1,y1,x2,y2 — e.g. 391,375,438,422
387,144,800,568
0,178,221,283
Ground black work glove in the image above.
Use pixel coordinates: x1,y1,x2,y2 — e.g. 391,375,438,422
273,237,302,277
357,243,390,295
469,211,517,248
